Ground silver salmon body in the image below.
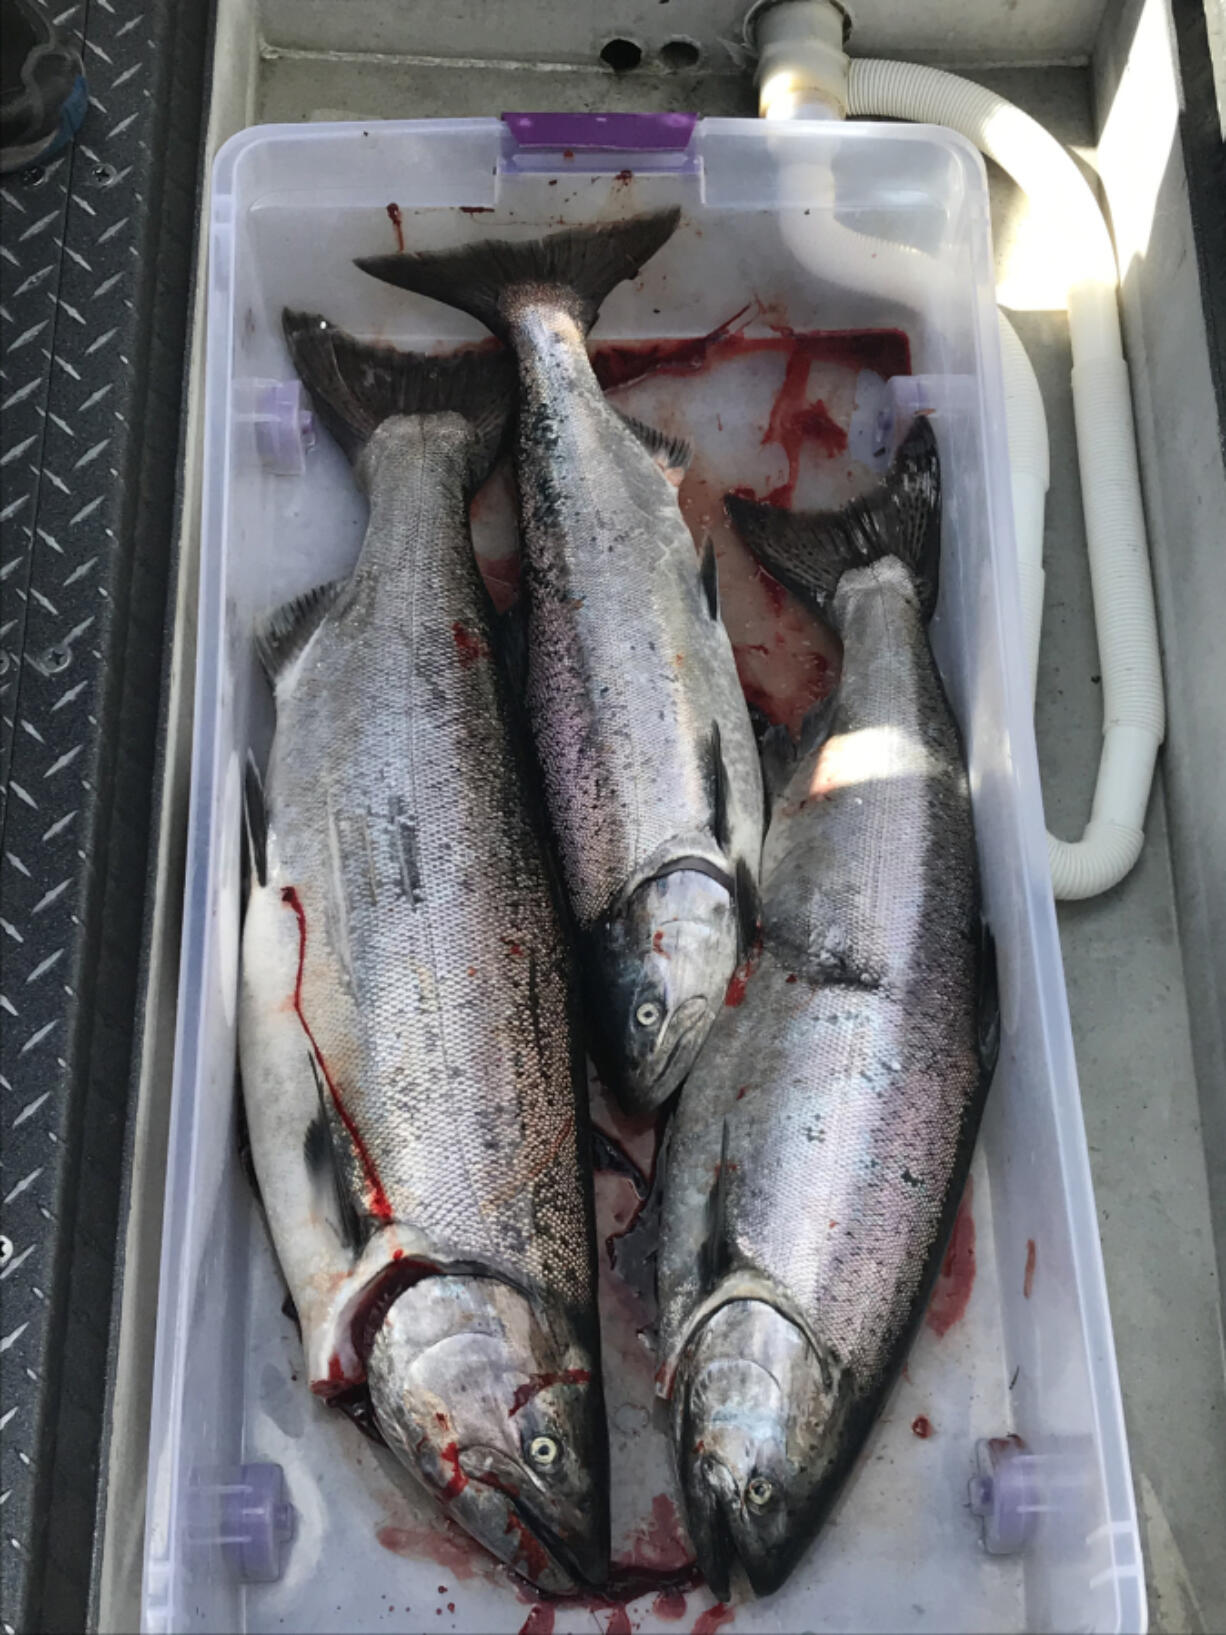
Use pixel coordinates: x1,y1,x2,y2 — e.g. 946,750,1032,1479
657,421,997,1598
237,313,607,1593
358,215,764,1115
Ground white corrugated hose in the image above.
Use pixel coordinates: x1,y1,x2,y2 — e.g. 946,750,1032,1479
749,3,1165,898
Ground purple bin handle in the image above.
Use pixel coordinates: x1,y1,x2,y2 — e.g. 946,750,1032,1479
501,112,697,152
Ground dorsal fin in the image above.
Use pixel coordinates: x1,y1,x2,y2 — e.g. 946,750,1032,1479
615,408,692,482
254,580,342,684
698,536,719,620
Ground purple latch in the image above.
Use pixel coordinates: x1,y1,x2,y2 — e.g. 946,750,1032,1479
501,112,697,153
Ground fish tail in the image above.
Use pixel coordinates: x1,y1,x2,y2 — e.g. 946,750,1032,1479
282,309,513,483
724,417,942,621
355,209,682,341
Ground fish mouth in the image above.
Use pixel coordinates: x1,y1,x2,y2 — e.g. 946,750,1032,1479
458,1449,608,1593
685,1471,737,1603
509,1490,609,1592
683,1457,797,1604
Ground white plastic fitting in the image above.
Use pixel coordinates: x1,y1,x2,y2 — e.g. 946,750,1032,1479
748,0,849,120
746,4,1165,898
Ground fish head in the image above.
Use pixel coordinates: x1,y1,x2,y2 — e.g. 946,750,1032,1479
593,869,738,1113
367,1274,608,1592
674,1299,844,1600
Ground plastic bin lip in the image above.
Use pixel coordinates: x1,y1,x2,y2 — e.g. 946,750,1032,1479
149,112,1146,1634
210,113,994,202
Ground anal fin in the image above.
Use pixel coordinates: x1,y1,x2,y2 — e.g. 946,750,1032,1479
242,749,268,891
977,917,1000,1086
615,408,692,484
305,1053,366,1254
698,536,719,620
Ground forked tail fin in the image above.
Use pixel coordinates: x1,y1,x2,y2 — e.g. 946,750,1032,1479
355,209,682,341
725,418,942,622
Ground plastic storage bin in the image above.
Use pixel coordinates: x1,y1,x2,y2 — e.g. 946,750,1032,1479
143,115,1144,1634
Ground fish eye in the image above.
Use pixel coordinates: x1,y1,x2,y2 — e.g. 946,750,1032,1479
527,1435,560,1469
745,1475,775,1511
635,1000,662,1028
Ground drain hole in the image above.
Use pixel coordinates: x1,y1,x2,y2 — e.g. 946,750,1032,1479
660,37,701,70
600,37,643,72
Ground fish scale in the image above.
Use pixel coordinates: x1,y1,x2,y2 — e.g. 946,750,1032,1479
512,302,756,925
239,318,607,1593
657,421,995,1599
357,212,765,1113
261,417,588,1288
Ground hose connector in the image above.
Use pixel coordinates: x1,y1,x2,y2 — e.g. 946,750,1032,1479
745,0,851,120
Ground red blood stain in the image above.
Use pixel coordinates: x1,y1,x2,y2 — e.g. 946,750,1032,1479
735,1084,751,1100
460,205,494,214
926,1176,976,1337
591,310,908,396
1024,1238,1037,1299
521,1563,704,1624
451,620,490,667
911,1414,933,1439
282,887,393,1220
614,168,634,185
652,928,671,958
654,1590,688,1620
386,202,404,252
604,1609,632,1635
724,946,760,1007
375,1520,479,1578
311,1353,348,1396
520,1607,555,1635
508,1368,592,1415
562,148,575,160
733,637,831,739
592,304,753,391
438,1441,467,1502
503,939,525,955
785,973,798,983
505,1510,552,1583
759,349,847,507
622,1494,692,1574
448,1604,456,1614
693,1606,736,1634
438,1585,448,1595
346,1255,439,1368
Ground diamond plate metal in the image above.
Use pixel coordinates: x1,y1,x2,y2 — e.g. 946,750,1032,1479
0,2,210,1630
